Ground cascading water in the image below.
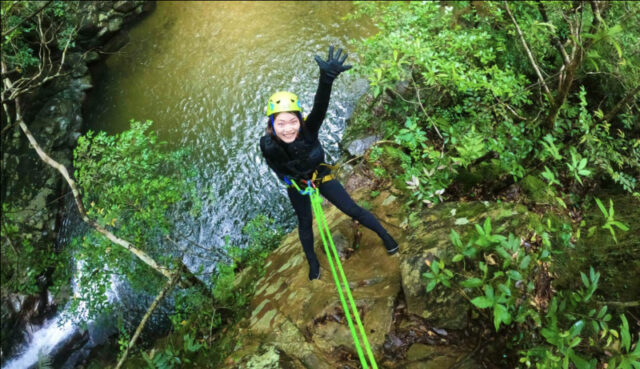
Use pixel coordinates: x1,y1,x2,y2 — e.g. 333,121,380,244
3,2,375,367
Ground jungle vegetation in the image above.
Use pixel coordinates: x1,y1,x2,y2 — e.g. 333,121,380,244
1,1,639,368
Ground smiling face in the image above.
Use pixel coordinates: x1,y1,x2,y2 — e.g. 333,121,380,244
273,112,301,143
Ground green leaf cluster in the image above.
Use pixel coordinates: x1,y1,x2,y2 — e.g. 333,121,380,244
422,215,638,367
1,203,72,297
1,1,80,74
66,120,201,320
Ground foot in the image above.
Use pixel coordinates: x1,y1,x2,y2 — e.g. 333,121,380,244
382,233,399,255
308,261,321,281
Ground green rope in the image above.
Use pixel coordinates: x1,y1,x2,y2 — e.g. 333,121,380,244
291,180,378,369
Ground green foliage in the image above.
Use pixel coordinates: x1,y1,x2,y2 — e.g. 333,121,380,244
423,259,453,292
116,315,131,361
66,120,200,320
423,216,638,367
590,198,629,243
348,1,640,208
209,215,283,308
231,215,284,272
1,1,80,74
142,346,183,369
162,214,284,368
1,203,72,296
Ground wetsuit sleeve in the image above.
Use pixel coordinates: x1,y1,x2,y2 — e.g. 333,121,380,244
304,75,334,136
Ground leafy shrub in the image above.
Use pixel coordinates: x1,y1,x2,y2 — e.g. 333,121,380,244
423,211,636,368
67,120,201,320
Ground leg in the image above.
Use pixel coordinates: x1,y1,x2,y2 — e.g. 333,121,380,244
287,187,321,279
318,180,398,254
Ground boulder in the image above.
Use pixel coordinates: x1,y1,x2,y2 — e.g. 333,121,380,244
346,134,381,157
102,30,130,53
107,16,124,33
113,1,138,13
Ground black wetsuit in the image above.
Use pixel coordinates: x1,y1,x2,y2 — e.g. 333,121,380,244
260,74,398,279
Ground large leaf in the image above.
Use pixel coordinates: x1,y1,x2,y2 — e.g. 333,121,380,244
471,296,493,309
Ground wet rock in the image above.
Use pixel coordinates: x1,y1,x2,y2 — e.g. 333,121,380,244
113,0,137,13
103,30,130,53
73,75,93,91
518,174,554,205
83,51,100,63
228,343,306,369
223,193,403,367
346,134,381,157
141,1,156,13
51,329,89,369
96,26,109,39
407,343,436,361
78,15,100,37
107,16,124,33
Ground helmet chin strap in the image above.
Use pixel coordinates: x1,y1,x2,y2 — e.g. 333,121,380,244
270,115,276,136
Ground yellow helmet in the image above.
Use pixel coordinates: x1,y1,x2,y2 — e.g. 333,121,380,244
266,91,302,117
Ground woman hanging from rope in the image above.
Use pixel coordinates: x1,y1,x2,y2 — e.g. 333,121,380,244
260,46,399,281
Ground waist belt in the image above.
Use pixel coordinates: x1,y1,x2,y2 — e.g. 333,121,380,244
283,163,338,189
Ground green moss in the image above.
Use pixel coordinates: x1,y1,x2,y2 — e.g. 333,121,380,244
518,174,554,205
454,159,506,192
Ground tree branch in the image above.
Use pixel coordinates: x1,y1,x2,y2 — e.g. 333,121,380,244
536,0,571,65
544,0,606,130
603,85,640,122
596,300,640,308
16,116,174,280
1,0,54,38
115,271,180,369
411,73,443,139
504,1,554,103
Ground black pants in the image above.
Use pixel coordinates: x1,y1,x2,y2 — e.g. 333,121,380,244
287,179,392,269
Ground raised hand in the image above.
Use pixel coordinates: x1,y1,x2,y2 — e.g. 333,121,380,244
314,45,352,82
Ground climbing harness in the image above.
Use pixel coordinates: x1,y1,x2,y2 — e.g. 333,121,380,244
309,163,337,184
288,178,378,369
283,163,338,188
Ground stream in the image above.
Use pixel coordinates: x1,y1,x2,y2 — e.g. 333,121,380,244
3,2,375,368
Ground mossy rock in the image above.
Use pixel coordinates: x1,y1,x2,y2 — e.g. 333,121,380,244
454,159,508,193
399,201,542,330
555,193,640,302
518,174,555,205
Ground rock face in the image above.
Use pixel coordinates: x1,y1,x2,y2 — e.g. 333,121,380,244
217,171,570,368
345,134,381,157
225,192,403,368
220,187,503,368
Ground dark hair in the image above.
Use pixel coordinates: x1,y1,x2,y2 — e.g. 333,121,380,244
265,111,303,138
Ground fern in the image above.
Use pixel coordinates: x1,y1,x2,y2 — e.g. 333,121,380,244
36,351,53,369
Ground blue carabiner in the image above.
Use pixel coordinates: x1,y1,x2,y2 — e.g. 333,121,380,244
283,175,293,186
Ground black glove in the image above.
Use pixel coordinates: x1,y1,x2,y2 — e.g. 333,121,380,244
314,45,352,83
